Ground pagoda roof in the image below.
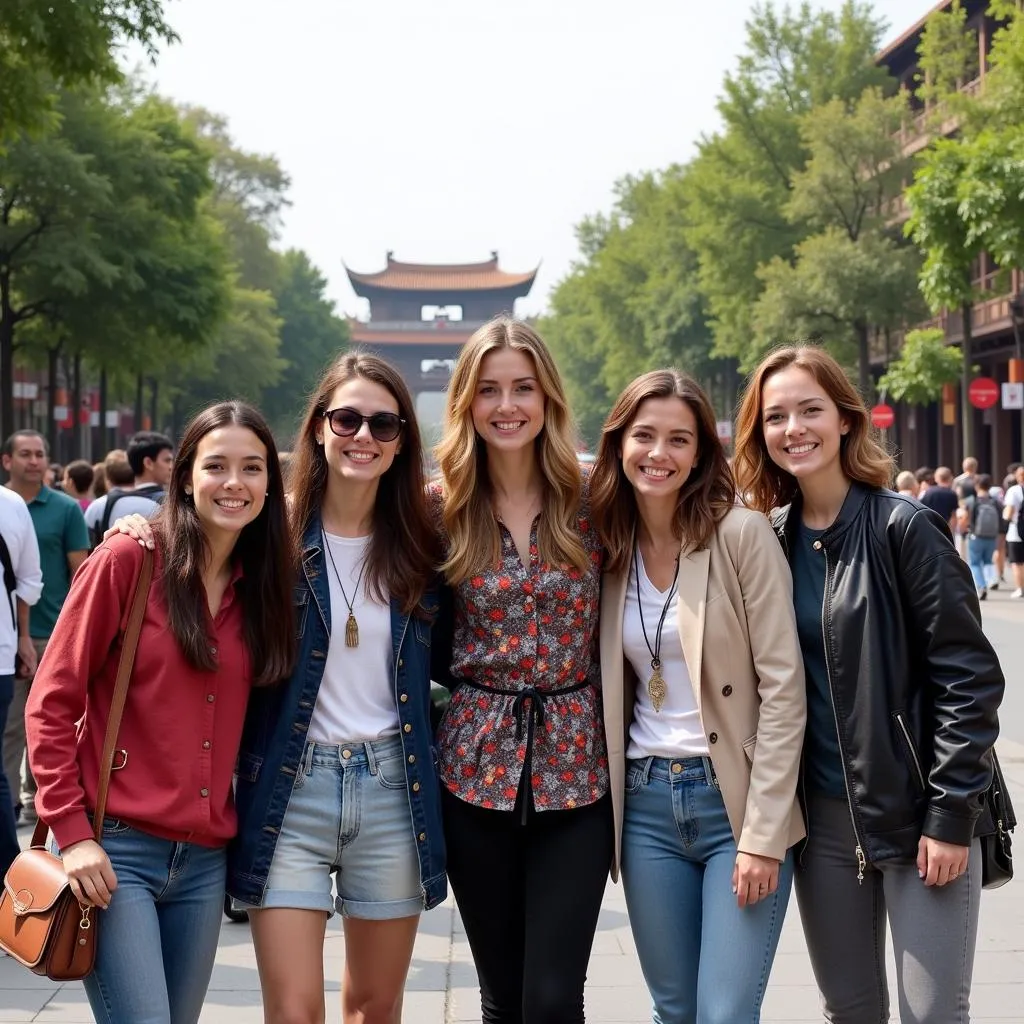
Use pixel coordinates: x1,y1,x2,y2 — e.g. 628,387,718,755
345,253,538,294
348,324,475,346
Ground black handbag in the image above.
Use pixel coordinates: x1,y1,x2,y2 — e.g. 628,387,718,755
979,750,1015,890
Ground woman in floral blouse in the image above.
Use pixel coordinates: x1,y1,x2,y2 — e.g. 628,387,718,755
431,316,612,1023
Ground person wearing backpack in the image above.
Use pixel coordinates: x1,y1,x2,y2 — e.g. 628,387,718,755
967,474,1002,600
84,433,173,549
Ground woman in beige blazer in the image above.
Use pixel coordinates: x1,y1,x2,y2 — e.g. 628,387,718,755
590,370,806,1024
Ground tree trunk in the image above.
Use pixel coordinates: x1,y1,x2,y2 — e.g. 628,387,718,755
0,271,15,447
149,378,159,434
99,367,110,455
856,321,871,398
71,351,85,461
46,346,60,456
960,302,974,459
134,372,144,434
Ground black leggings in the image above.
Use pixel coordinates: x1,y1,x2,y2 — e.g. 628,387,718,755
442,787,613,1024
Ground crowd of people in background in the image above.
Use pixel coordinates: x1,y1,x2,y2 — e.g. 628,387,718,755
0,323,1012,1024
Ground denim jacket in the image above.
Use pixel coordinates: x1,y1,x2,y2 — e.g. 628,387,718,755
227,513,447,909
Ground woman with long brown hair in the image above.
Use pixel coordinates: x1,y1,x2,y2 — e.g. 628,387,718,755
431,316,612,1023
590,369,805,1023
227,352,445,1024
733,345,1004,1024
27,400,295,1024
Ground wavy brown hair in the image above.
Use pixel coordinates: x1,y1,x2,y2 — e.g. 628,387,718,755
591,370,736,574
435,316,589,583
734,345,894,515
288,350,437,615
153,401,295,686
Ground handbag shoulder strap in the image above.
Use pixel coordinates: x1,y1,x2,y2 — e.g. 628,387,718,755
90,547,154,839
29,548,154,850
29,548,155,850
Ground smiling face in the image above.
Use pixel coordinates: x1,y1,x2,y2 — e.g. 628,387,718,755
470,347,546,453
621,396,699,504
761,365,849,487
316,377,401,488
189,426,268,540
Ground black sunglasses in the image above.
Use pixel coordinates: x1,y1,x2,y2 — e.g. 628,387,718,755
324,407,405,443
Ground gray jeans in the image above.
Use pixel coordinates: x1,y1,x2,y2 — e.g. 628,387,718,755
796,794,981,1024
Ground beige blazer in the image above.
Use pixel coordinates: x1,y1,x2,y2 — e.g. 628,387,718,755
600,505,806,881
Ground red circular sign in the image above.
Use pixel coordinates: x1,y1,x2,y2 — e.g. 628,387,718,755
968,377,999,409
871,403,895,429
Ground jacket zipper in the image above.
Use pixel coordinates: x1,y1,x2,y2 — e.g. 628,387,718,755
894,712,926,791
820,544,869,883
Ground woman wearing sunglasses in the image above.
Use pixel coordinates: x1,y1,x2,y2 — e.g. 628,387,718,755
231,352,445,1024
431,317,613,1023
106,353,445,1024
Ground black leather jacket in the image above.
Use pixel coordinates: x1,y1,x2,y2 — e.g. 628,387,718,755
772,483,1004,866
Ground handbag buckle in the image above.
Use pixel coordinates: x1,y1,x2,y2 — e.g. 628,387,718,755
112,749,128,771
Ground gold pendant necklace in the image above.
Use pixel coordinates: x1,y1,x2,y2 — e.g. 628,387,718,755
634,540,679,714
647,658,667,713
323,529,369,649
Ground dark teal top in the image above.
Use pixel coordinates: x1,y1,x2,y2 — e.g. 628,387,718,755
791,521,845,798
24,486,90,638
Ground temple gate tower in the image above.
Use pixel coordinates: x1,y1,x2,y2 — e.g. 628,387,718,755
344,253,538,434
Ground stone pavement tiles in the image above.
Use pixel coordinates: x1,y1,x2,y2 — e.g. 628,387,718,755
3,745,1023,1022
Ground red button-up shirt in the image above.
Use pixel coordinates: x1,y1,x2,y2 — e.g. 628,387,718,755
26,535,251,850
431,483,609,812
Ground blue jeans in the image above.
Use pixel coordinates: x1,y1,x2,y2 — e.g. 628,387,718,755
0,674,19,876
621,756,794,1024
79,821,227,1024
967,536,997,590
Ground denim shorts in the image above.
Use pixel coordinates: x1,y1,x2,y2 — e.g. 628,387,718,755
251,735,422,920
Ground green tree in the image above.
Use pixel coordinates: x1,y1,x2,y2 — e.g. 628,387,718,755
0,0,176,139
878,327,962,406
753,88,924,392
683,1,890,364
260,250,349,442
903,0,1024,456
543,170,722,445
0,84,229,443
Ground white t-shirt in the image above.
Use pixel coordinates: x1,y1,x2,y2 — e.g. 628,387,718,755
0,487,43,675
1006,483,1024,544
623,550,708,760
306,531,398,743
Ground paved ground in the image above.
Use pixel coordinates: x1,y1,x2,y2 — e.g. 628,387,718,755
3,588,1023,1022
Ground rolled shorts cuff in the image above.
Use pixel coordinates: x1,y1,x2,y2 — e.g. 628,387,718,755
241,888,336,916
337,892,423,921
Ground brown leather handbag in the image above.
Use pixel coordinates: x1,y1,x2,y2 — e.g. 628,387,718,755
0,549,153,980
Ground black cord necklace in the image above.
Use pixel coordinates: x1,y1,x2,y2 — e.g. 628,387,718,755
633,539,680,713
322,529,369,648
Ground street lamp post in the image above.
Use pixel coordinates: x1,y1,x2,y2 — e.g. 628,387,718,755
1010,289,1024,459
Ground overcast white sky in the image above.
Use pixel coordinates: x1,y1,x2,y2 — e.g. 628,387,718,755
133,0,935,320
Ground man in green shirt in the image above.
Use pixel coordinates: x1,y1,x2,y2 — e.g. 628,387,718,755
2,430,89,823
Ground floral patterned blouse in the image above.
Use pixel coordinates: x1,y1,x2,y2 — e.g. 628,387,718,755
430,481,609,813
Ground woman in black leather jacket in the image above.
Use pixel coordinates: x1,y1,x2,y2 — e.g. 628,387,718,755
733,345,1004,1024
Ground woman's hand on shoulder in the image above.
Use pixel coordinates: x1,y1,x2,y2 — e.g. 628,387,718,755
732,851,781,908
103,513,154,549
61,839,118,909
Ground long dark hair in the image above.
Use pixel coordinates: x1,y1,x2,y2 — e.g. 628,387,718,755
591,370,736,574
288,351,437,615
153,400,295,686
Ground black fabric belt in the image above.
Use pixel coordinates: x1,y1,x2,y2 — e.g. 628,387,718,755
459,677,592,741
458,676,594,824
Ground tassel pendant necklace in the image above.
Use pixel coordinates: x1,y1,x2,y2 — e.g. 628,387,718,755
323,529,369,649
634,540,680,713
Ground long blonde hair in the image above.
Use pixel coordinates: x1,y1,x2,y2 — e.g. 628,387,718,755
436,317,589,583
734,345,893,514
